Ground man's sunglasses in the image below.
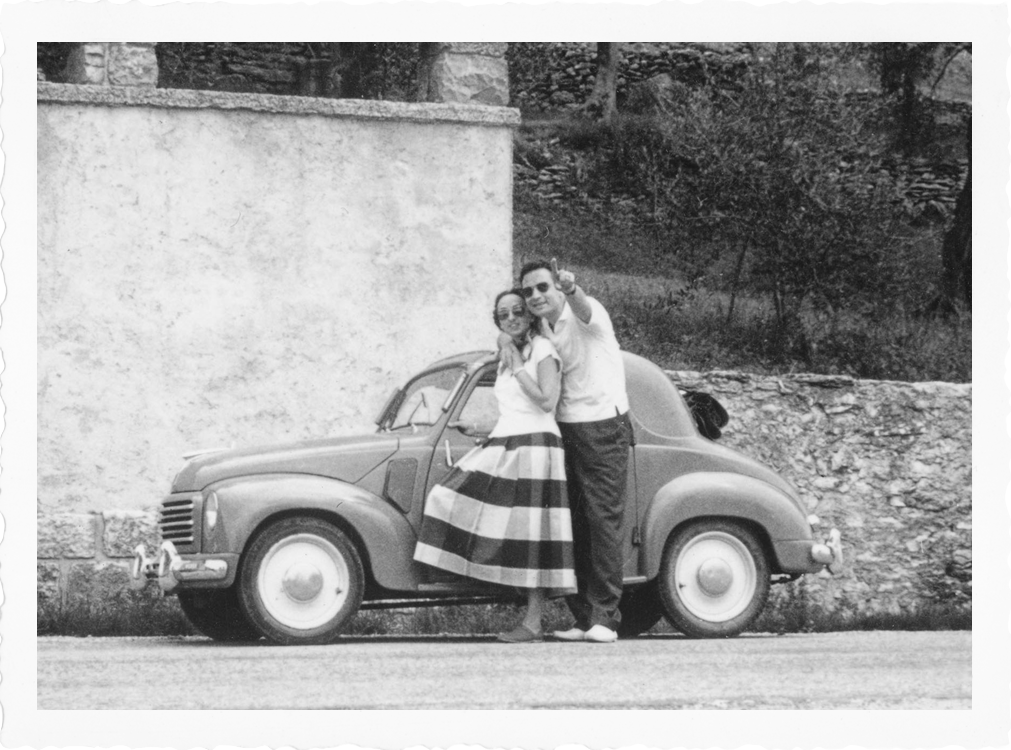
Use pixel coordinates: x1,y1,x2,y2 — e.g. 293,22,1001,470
520,282,552,299
495,306,528,322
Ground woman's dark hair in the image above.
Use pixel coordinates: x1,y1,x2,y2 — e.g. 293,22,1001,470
493,288,535,338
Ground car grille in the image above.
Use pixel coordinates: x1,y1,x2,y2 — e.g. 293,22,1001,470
159,496,196,544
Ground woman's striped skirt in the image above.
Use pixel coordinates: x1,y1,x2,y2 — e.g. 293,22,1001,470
413,431,576,592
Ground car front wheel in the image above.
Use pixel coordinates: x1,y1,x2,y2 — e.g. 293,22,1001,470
177,588,262,642
617,580,664,638
658,519,770,638
238,517,364,645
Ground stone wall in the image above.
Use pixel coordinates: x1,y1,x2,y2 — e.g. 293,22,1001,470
509,42,969,220
38,83,518,515
37,369,971,620
507,42,971,112
671,370,971,617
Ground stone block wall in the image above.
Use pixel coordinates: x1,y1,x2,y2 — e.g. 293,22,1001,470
37,370,971,621
37,511,160,610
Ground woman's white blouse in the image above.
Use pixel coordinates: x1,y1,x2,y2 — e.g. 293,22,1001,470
489,336,562,438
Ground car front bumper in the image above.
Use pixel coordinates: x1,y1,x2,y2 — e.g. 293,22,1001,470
775,528,844,575
129,542,238,593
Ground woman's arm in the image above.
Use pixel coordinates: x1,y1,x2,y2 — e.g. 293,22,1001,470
512,355,561,413
498,331,523,371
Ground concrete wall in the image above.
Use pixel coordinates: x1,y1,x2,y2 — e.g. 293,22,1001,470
38,83,518,514
38,369,971,619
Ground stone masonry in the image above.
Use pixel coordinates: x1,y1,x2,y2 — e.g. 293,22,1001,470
38,370,971,623
63,43,159,87
418,43,509,106
670,370,971,619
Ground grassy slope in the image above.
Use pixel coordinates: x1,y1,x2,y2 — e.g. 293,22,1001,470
512,157,970,383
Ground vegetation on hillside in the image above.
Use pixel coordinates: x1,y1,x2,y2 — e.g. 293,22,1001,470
510,43,971,382
38,42,971,382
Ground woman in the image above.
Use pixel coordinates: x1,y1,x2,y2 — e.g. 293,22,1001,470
413,289,575,643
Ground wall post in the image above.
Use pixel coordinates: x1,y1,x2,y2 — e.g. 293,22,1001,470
417,43,509,106
63,43,159,87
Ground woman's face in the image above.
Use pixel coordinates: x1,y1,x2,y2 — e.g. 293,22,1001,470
495,293,532,340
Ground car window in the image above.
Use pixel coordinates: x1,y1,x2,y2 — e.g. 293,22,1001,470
456,374,500,433
389,367,464,432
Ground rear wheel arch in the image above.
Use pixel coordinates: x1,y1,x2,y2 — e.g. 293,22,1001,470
668,515,776,569
641,476,805,578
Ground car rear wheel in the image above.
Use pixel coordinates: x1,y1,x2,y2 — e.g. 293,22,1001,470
658,519,770,638
617,580,664,638
238,517,364,645
177,588,262,642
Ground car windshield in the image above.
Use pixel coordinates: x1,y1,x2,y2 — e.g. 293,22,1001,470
385,366,465,433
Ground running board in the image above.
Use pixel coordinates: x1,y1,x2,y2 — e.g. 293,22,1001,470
361,595,515,610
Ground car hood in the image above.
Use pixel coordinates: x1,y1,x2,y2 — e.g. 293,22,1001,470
170,433,401,492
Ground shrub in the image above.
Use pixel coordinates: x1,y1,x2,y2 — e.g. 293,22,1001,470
581,47,921,359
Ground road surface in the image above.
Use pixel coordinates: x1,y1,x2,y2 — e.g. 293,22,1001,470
38,629,970,710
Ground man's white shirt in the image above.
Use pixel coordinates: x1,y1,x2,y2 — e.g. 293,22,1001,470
541,297,629,423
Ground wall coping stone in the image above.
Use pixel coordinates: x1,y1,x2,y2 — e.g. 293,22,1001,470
38,82,521,128
667,369,971,393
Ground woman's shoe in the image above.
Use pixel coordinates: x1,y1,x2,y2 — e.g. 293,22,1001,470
497,623,544,643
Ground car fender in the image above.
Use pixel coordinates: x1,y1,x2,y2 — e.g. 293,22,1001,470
205,473,421,591
641,472,813,578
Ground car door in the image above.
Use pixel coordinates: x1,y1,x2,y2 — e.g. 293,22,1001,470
424,363,499,496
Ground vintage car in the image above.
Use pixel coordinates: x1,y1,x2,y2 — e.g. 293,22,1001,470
131,350,842,645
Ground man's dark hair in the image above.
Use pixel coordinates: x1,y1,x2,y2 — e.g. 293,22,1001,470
518,260,552,285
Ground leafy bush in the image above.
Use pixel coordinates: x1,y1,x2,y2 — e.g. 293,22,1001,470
605,54,912,333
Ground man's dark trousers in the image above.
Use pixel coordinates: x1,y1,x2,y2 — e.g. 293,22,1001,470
559,411,632,631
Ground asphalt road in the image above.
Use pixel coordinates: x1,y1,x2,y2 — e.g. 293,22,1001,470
38,630,970,710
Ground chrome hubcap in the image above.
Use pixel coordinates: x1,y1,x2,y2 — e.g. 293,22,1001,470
697,558,733,596
282,562,324,602
257,533,350,630
675,530,757,622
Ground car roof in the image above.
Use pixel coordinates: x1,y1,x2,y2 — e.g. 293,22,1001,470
426,349,698,440
622,351,698,439
426,350,495,369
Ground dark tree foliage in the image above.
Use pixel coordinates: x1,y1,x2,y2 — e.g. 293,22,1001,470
928,125,972,314
863,42,972,314
300,43,419,100
37,42,76,82
591,45,914,363
865,42,967,153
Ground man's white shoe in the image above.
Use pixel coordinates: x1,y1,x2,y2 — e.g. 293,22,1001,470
552,627,586,641
584,624,618,643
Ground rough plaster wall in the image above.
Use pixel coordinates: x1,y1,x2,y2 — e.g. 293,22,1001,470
39,97,513,513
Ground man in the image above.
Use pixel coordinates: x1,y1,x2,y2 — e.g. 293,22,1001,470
501,258,631,643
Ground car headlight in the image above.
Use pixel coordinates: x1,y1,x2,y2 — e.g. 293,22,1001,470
204,490,219,533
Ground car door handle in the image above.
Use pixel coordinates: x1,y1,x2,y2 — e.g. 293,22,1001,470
444,439,455,468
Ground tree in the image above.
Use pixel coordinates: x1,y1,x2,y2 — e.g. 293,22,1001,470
864,42,972,315
866,42,968,153
928,125,971,314
578,43,621,123
601,44,911,362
